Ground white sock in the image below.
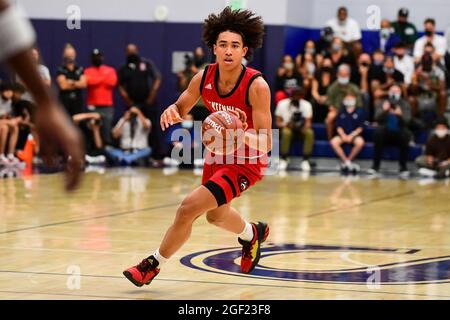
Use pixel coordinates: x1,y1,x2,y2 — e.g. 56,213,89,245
152,248,168,267
238,221,254,242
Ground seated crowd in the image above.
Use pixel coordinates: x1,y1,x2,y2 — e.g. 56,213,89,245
274,6,450,178
0,6,449,181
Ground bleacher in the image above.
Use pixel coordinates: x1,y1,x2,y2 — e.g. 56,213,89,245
289,123,428,161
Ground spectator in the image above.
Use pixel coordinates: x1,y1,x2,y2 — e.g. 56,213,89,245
192,46,207,68
377,19,401,53
416,117,450,179
330,90,365,173
274,54,303,104
0,82,20,164
311,57,335,123
316,26,334,56
325,64,363,139
326,7,362,44
56,44,87,117
72,112,105,164
413,18,447,63
369,95,411,178
177,51,208,122
275,87,314,172
328,37,354,70
118,43,162,158
84,48,118,146
371,56,405,105
393,42,415,85
391,8,418,50
106,106,152,166
410,43,447,120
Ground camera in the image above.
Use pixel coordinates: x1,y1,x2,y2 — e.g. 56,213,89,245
290,109,305,129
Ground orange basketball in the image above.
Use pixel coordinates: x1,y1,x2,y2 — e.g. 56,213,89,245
202,111,244,155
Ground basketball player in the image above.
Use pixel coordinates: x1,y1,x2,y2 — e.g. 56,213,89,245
124,7,272,287
0,0,84,190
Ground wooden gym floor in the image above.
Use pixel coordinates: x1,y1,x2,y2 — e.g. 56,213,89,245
0,167,449,300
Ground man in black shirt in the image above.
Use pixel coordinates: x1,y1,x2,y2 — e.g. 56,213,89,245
118,44,162,159
56,44,86,117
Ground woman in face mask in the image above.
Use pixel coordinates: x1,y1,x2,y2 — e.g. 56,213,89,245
416,117,450,179
311,58,335,122
275,54,303,104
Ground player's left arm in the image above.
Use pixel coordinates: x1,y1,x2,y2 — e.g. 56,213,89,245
245,77,272,154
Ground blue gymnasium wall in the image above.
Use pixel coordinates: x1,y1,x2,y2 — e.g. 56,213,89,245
29,19,286,120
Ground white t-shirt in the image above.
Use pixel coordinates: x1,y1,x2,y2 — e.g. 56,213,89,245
326,17,362,42
115,117,151,150
275,98,313,127
413,34,447,59
394,54,415,85
0,97,12,117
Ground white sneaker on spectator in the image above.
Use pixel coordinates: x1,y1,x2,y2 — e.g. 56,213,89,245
351,162,361,173
278,159,288,171
399,170,410,180
193,158,204,167
0,154,9,165
7,154,20,165
301,160,311,172
85,154,105,164
418,168,437,178
163,157,181,167
367,168,381,178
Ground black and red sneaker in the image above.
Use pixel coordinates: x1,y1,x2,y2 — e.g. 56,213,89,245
123,257,160,287
238,221,269,274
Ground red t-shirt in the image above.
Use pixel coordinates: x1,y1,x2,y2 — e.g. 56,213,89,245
84,65,117,106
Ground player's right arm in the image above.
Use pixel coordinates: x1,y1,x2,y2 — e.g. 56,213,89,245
160,70,203,131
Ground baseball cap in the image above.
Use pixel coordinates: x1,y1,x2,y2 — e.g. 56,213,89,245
398,8,409,17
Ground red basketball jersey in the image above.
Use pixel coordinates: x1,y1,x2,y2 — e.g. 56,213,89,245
200,63,266,162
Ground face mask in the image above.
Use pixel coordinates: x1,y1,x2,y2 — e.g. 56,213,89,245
383,67,395,74
435,129,448,138
425,30,433,37
63,57,75,64
380,28,391,39
127,54,140,64
283,62,294,70
389,92,401,101
332,43,342,52
343,98,356,108
373,60,383,67
305,48,315,55
338,77,349,85
92,57,103,67
182,120,194,129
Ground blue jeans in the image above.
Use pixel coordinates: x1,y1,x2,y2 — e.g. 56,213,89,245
105,146,152,165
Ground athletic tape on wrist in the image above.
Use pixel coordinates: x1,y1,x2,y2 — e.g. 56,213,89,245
0,5,36,62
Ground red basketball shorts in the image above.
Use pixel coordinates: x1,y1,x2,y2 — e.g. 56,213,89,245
202,161,265,206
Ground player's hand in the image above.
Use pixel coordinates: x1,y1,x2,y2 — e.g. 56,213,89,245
160,104,183,131
229,109,248,131
35,106,85,191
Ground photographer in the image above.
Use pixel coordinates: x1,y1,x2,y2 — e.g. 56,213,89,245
275,87,314,171
105,106,151,166
410,43,447,122
369,84,412,178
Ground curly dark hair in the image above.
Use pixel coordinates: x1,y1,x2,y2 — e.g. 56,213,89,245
202,6,264,60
